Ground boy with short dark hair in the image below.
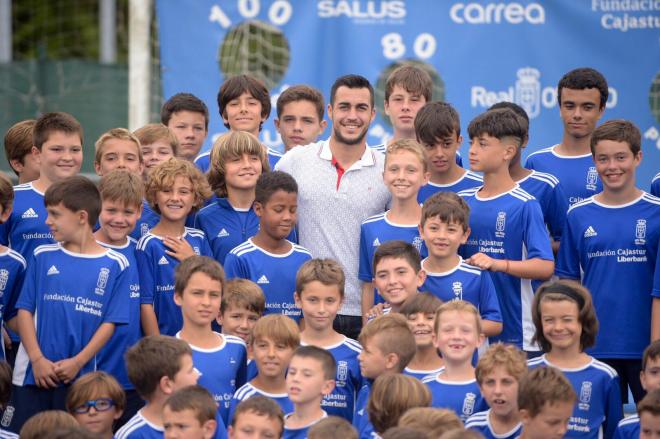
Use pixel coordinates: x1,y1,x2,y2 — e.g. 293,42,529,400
419,192,502,337
116,335,200,438
218,278,265,343
466,343,527,439
557,119,660,404
174,256,247,425
526,67,609,207
517,366,576,439
353,314,416,437
459,109,554,353
94,128,144,177
489,101,568,254
0,112,83,259
295,258,363,422
228,395,284,439
161,92,209,163
224,171,311,321
8,176,130,433
134,123,178,180
359,139,428,313
284,346,336,438
94,170,146,424
228,314,299,423
3,119,38,184
274,85,327,151
613,338,660,437
371,64,434,153
163,385,219,439
415,102,479,203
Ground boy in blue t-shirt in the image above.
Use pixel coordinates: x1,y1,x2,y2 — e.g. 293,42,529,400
466,343,527,439
3,119,39,184
0,177,26,362
229,395,285,439
224,171,311,321
161,92,209,164
228,314,298,424
359,138,428,312
614,340,660,438
556,119,660,404
116,335,203,439
459,108,554,353
490,101,568,255
7,176,130,433
137,158,213,337
162,385,221,439
0,112,83,259
419,191,502,338
422,301,488,422
93,170,146,425
295,259,363,422
414,101,482,204
173,256,247,425
399,293,445,380
525,68,608,207
284,346,335,439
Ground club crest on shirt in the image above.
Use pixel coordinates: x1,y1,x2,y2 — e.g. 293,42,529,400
462,392,477,417
586,167,598,191
635,219,646,245
95,268,110,296
495,212,506,238
337,360,348,386
452,281,463,300
0,269,8,293
412,236,424,252
578,381,592,410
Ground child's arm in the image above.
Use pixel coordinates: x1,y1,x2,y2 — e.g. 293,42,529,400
17,309,59,388
652,297,660,341
482,320,502,337
54,322,115,384
163,236,195,261
603,375,624,439
361,282,375,324
140,304,160,336
466,254,554,280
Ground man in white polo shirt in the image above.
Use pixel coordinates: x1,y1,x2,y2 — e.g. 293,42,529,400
276,74,390,339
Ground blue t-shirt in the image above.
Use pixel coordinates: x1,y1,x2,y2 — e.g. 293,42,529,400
353,381,373,439
194,148,283,173
652,172,660,197
283,412,328,439
228,382,293,425
422,374,488,422
525,145,602,207
403,366,444,381
116,410,164,439
418,170,483,204
0,183,53,259
528,356,622,438
177,332,247,425
310,337,363,422
129,200,161,240
136,228,212,336
358,211,427,304
0,428,18,439
613,415,639,439
0,248,26,359
556,193,660,358
246,358,258,381
13,244,130,387
466,410,522,439
224,239,311,321
458,186,553,350
421,257,502,324
97,238,142,390
517,170,568,242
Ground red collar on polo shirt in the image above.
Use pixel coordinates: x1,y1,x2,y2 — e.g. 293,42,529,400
331,156,346,190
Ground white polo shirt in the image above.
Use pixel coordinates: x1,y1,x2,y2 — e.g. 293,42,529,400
276,139,390,316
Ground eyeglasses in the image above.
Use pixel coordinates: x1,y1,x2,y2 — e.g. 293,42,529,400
73,398,116,414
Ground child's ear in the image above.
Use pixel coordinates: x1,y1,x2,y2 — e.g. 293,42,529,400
173,292,183,306
160,374,175,395
78,209,88,225
519,408,531,425
253,201,264,217
293,292,302,308
461,226,471,244
322,379,336,396
114,408,124,421
476,331,485,348
416,269,427,288
202,419,218,439
384,352,399,371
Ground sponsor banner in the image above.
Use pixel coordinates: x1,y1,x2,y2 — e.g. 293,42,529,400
156,0,658,185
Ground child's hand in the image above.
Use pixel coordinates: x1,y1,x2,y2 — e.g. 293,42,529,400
164,236,195,261
365,303,388,321
466,253,505,272
53,357,82,384
32,356,60,389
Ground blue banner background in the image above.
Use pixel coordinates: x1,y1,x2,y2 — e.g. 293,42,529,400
156,0,659,187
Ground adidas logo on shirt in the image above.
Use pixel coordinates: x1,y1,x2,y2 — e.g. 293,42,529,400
217,228,229,237
158,256,169,265
372,238,381,247
584,226,598,238
47,265,60,276
22,208,38,219
257,275,269,284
